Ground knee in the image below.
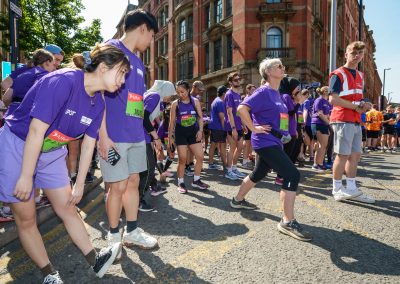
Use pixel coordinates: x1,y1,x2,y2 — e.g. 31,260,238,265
15,214,37,230
109,183,127,196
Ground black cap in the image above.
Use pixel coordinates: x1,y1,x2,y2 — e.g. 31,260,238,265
217,85,228,96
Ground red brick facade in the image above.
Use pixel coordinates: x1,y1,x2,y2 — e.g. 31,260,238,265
131,0,381,108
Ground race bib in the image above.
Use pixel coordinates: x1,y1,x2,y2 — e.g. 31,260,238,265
181,114,196,127
42,130,80,152
280,113,289,131
297,114,304,124
126,92,144,118
164,137,169,146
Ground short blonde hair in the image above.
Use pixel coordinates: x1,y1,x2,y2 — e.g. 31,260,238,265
346,41,366,53
259,58,282,81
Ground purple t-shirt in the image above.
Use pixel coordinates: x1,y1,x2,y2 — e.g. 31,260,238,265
143,92,161,144
281,94,297,136
9,66,30,80
6,67,49,116
157,120,168,140
6,69,104,152
176,98,198,127
209,97,225,131
303,97,313,126
241,85,289,149
104,39,146,143
224,89,242,131
311,97,331,125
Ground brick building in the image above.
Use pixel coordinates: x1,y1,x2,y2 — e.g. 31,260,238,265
118,0,382,108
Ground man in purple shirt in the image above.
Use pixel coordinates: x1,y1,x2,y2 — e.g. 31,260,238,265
97,9,159,256
224,72,246,180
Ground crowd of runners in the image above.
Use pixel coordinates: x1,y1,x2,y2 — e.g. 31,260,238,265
0,8,398,284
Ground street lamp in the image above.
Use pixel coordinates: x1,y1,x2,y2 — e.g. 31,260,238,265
381,68,391,110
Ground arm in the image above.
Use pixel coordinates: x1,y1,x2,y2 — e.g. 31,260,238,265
1,76,13,92
69,135,96,205
237,105,269,134
168,101,177,148
98,111,116,160
218,112,225,130
14,118,49,200
195,100,204,141
317,110,330,125
143,109,162,150
3,88,13,107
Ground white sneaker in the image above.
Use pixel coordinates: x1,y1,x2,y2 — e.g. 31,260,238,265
123,227,158,249
350,193,375,204
43,271,63,284
232,168,246,178
225,171,239,180
333,186,362,201
107,231,122,261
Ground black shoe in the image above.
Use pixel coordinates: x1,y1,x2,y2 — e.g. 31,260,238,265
277,219,312,242
92,243,121,278
139,199,154,212
150,184,168,197
85,172,94,183
230,197,257,210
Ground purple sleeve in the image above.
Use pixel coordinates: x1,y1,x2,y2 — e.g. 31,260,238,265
85,108,105,139
217,101,224,114
303,99,311,111
10,66,29,80
30,75,73,125
144,93,160,113
241,88,264,113
226,92,235,109
315,98,324,112
282,94,294,111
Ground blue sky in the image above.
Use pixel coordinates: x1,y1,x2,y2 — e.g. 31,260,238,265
81,0,398,103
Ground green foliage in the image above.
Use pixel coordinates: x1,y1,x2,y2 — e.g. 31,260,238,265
0,0,103,59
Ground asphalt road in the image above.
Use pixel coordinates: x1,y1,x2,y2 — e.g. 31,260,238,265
1,151,399,283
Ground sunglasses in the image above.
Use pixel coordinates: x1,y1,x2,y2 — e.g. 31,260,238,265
274,64,285,70
232,78,241,82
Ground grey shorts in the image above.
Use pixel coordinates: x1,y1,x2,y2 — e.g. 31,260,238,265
100,141,147,182
332,123,362,155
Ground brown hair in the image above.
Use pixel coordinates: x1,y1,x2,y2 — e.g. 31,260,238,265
66,43,130,73
32,49,53,66
227,72,239,83
246,84,256,93
316,86,329,95
346,41,366,52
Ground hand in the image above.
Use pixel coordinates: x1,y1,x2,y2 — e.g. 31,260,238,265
168,137,175,151
13,175,33,201
281,134,292,144
154,139,163,151
253,125,272,134
98,136,117,160
232,129,238,140
196,130,203,142
68,183,84,206
243,126,248,135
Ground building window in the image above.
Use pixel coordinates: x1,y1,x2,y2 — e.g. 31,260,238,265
205,44,209,73
158,35,168,56
178,54,186,80
179,18,186,42
266,0,281,3
187,14,193,39
188,52,193,79
226,34,233,68
214,38,222,71
266,27,282,48
205,5,211,29
214,0,222,23
143,48,150,65
158,64,168,80
226,0,232,17
158,6,168,29
177,53,193,80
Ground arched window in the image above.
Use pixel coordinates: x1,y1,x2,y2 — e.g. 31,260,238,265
266,27,282,48
179,18,186,42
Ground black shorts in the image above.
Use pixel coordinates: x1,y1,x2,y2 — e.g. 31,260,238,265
396,128,400,137
383,127,395,135
210,129,227,143
175,124,200,146
311,124,330,136
367,130,379,139
244,130,252,141
227,129,244,141
304,125,316,140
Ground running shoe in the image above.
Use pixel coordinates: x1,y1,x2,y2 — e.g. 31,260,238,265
92,242,121,278
323,161,333,169
139,199,154,212
191,179,210,190
225,171,239,180
208,163,221,170
350,193,375,204
232,168,246,178
177,183,188,194
161,170,174,178
312,164,327,172
277,219,312,242
333,186,362,201
107,231,122,262
230,198,257,210
275,177,284,186
123,227,158,249
43,271,63,284
150,184,168,197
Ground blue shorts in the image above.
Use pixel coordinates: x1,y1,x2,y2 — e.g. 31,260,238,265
311,124,330,136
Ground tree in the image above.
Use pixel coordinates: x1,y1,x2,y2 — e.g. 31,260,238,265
0,0,103,60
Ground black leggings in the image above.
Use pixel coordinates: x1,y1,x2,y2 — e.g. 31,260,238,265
250,146,300,191
326,127,334,162
139,143,157,198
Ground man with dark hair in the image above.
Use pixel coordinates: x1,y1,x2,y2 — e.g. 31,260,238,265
98,9,160,260
208,85,228,170
224,72,246,180
329,41,374,204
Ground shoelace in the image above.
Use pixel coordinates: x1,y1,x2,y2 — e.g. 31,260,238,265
288,220,303,231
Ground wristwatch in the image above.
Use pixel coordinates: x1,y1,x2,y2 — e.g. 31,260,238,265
232,126,236,130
